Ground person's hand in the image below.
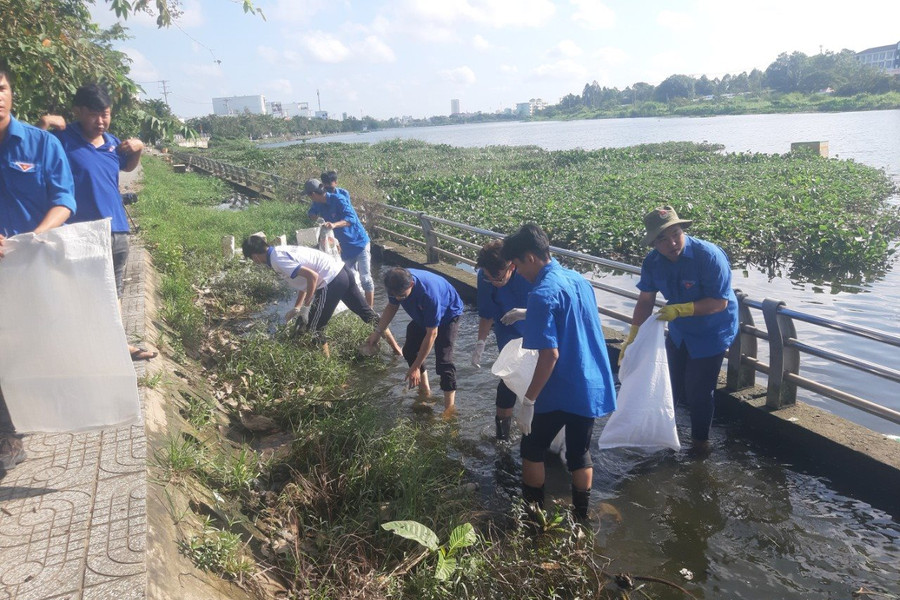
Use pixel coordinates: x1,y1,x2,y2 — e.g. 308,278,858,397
501,308,527,325
406,366,422,389
515,396,535,435
323,222,334,230
657,302,694,321
471,340,486,368
37,114,66,130
118,138,144,155
285,306,303,322
618,325,640,366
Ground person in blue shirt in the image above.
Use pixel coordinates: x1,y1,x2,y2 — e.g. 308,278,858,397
306,173,374,307
363,267,464,417
0,68,77,474
472,239,534,441
501,224,616,519
38,84,154,361
623,206,739,453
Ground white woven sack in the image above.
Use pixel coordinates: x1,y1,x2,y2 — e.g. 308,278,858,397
597,318,680,451
491,337,538,399
0,219,140,432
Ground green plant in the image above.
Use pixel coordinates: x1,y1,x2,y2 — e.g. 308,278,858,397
137,372,163,388
212,446,261,494
382,520,479,582
180,516,253,580
155,435,202,482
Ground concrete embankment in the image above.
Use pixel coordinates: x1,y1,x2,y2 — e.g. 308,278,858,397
374,241,900,518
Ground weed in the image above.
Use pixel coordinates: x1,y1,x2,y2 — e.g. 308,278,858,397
211,446,261,494
180,515,254,580
156,435,203,482
137,372,163,388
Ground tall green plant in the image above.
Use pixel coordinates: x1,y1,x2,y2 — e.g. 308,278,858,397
382,521,479,582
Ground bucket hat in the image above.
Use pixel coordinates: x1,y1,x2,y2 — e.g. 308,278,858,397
304,178,324,196
641,206,692,246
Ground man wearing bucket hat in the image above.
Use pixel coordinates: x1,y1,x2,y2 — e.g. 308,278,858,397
623,206,738,452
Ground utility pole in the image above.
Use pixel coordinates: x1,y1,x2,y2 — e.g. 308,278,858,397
159,80,171,106
317,89,321,111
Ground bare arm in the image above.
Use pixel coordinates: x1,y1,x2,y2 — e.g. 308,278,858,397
525,348,559,403
692,297,729,316
36,115,66,130
476,317,493,342
406,326,439,387
296,267,319,306
33,206,72,234
118,138,144,172
365,303,400,347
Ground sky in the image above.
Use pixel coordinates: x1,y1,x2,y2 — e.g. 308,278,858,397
90,0,900,121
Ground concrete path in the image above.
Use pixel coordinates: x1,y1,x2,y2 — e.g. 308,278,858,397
0,175,149,599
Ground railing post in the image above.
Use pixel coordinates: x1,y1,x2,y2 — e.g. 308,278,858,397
762,298,799,409
418,212,440,263
726,289,757,391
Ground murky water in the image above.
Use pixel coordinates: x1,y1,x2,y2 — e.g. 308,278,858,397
332,266,900,600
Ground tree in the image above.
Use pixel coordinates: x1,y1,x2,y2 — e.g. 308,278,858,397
654,75,695,102
104,0,263,28
765,51,808,93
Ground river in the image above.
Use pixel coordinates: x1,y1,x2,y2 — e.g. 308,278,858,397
268,110,900,436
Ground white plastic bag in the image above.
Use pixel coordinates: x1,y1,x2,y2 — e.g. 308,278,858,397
318,227,342,259
491,337,537,399
0,219,141,432
597,318,680,451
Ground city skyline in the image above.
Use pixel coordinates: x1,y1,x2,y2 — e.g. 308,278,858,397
90,0,900,121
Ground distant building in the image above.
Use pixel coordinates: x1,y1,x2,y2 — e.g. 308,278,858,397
515,102,532,116
450,99,460,115
856,42,900,75
314,110,329,120
212,95,267,116
267,101,284,118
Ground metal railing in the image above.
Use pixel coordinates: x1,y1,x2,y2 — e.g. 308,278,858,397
168,153,900,426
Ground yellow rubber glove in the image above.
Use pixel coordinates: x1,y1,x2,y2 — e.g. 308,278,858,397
657,302,694,321
618,325,639,366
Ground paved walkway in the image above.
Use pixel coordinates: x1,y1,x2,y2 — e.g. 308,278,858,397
0,244,149,599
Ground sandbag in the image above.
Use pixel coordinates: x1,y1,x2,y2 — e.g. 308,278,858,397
0,219,141,432
597,318,680,451
491,337,537,399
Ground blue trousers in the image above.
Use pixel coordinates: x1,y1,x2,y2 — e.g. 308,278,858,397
665,338,725,442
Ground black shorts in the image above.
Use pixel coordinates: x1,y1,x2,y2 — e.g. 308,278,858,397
521,410,595,472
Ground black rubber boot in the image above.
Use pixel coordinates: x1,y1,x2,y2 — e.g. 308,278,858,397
495,416,512,441
572,487,591,520
522,483,545,509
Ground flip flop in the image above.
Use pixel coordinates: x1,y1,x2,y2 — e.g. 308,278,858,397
130,347,158,361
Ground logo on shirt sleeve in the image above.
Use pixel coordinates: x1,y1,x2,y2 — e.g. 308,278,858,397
683,280,696,290
13,162,35,172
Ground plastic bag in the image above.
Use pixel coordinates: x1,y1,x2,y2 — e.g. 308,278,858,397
0,219,141,432
597,318,680,451
491,337,537,399
318,226,342,259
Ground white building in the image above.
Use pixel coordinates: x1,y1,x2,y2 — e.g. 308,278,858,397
314,110,329,120
212,95,267,116
450,99,460,115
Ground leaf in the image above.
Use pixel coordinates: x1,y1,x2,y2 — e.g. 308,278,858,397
446,523,477,555
381,520,439,551
434,553,456,581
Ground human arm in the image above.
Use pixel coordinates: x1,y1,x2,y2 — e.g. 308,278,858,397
406,326,439,388
294,267,319,306
36,115,66,130
657,297,728,321
365,303,400,347
118,138,144,172
33,206,72,234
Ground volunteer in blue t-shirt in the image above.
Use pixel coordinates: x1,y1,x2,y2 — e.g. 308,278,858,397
623,206,739,453
364,267,464,417
472,239,534,441
305,173,374,307
501,224,616,519
0,68,76,474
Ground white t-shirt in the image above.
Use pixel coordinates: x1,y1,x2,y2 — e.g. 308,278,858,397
267,245,343,291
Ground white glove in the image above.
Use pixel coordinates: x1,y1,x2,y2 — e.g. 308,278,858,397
501,308,527,325
285,305,309,323
515,396,536,436
471,340,486,368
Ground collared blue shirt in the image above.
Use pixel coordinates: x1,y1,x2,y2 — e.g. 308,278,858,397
637,235,739,357
0,116,76,235
477,269,533,350
53,124,130,233
522,259,616,418
389,269,463,328
307,190,369,260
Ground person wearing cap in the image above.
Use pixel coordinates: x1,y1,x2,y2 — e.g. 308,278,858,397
472,239,534,441
623,206,739,452
241,235,400,358
501,224,616,519
363,267,464,418
305,174,375,307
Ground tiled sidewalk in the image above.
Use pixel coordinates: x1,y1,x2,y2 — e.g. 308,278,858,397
0,244,149,600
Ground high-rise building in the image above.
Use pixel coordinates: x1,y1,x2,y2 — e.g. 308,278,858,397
212,95,267,116
450,99,460,115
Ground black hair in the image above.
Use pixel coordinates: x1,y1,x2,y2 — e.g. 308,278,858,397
321,170,338,184
501,223,551,262
73,83,112,112
0,62,12,88
241,235,269,259
383,267,413,296
476,239,510,276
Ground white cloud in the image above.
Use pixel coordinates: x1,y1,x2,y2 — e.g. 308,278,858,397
530,59,588,80
177,0,205,28
302,32,352,63
122,48,159,82
271,0,329,24
656,10,694,31
440,66,477,85
473,34,492,51
257,46,280,64
267,79,294,97
182,62,223,78
500,64,519,74
399,0,557,28
354,36,397,62
594,46,627,66
570,0,615,29
550,40,583,59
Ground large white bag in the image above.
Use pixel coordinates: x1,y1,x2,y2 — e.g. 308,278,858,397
491,337,537,399
597,318,680,451
0,219,141,432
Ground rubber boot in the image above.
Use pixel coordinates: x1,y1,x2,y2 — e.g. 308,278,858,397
522,483,545,509
572,487,591,520
495,416,512,441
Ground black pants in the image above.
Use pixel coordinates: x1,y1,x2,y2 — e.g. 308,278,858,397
308,266,378,343
402,316,459,392
666,338,725,442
